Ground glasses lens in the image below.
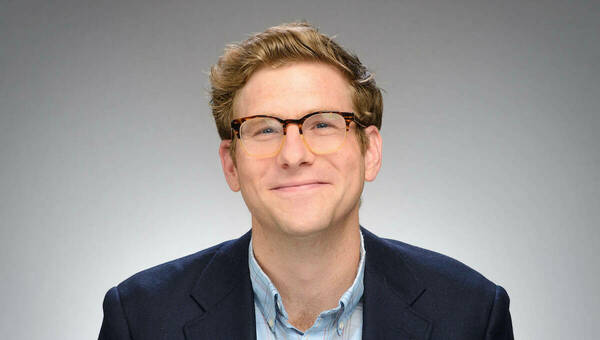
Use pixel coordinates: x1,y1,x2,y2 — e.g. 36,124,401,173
303,112,347,154
240,117,284,156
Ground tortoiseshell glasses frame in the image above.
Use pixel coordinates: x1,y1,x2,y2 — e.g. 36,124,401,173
230,111,367,157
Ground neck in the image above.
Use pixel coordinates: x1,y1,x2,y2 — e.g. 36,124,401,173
251,213,362,331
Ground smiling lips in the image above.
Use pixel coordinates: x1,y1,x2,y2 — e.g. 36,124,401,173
271,181,329,193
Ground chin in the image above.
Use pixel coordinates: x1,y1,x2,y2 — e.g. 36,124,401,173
269,196,360,238
274,214,333,238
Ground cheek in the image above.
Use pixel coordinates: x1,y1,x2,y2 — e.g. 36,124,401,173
238,170,259,194
332,154,365,192
236,159,269,196
341,140,365,174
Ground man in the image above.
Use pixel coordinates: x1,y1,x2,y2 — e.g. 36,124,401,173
99,22,513,339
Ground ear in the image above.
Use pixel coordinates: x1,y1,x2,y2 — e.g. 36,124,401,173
363,126,382,182
219,140,241,192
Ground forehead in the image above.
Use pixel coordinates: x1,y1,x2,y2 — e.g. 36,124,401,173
233,62,354,119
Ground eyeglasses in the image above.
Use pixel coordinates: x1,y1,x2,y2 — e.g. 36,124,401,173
231,111,366,158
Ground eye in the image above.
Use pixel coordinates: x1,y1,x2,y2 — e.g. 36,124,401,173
315,122,330,129
254,127,275,136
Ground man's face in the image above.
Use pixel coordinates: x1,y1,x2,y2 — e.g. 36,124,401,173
219,62,381,237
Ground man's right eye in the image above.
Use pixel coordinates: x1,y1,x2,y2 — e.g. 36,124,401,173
255,127,274,136
250,126,280,138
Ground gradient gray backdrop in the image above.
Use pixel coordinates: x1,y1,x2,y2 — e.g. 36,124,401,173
1,0,599,339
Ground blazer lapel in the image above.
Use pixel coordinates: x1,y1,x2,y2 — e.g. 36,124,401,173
183,231,256,340
361,228,432,340
181,228,432,339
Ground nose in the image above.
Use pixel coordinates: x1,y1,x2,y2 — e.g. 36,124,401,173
277,124,314,168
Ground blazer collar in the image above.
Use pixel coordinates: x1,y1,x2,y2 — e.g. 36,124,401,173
361,227,432,340
183,230,256,340
183,228,431,340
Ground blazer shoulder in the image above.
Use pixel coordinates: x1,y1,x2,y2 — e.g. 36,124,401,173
378,236,499,296
100,232,253,339
362,228,513,337
115,239,232,302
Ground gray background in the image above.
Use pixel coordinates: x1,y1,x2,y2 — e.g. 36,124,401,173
1,0,598,339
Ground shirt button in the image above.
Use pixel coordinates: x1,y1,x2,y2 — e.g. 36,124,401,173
338,321,344,332
268,319,274,328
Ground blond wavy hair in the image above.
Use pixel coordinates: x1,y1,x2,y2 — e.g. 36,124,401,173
210,22,383,153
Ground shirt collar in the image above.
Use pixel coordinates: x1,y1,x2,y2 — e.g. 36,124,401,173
248,231,366,335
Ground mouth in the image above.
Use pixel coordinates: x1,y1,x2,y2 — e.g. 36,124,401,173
271,181,329,193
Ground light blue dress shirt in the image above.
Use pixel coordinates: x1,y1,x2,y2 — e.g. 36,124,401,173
249,232,366,339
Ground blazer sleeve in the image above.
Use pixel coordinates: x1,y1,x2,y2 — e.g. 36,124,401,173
484,285,514,340
99,286,133,340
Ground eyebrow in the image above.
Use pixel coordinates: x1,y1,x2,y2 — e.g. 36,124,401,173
251,108,347,119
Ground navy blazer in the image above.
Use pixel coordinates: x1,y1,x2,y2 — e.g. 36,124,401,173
99,228,513,339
